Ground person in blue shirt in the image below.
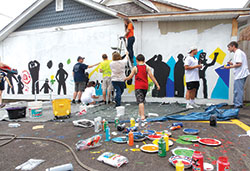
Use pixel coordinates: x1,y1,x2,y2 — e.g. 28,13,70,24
0,71,12,108
72,56,99,104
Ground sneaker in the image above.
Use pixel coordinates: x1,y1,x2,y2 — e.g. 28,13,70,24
186,104,194,109
72,99,76,104
192,103,200,108
77,100,82,104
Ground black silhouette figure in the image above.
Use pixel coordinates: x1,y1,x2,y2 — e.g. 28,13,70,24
85,72,89,85
174,54,185,97
146,54,170,97
56,63,68,95
7,73,18,94
40,78,53,94
17,75,24,94
47,60,53,69
198,52,219,98
28,60,40,94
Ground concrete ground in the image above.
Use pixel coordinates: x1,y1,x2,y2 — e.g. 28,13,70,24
0,103,250,171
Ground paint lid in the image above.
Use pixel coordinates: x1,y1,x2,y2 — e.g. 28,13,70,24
204,162,214,171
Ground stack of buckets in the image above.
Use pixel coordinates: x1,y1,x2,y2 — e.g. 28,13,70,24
27,101,43,118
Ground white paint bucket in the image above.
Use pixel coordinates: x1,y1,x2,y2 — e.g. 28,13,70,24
28,101,43,118
116,106,125,117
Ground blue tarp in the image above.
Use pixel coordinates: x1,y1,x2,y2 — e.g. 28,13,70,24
118,103,239,123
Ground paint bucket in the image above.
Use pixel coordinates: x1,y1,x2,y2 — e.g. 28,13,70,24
116,106,125,117
217,156,230,171
27,101,43,118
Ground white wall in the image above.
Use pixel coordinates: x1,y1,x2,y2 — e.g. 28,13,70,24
0,18,234,104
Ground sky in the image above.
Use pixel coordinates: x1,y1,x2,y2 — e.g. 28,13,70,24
0,0,249,30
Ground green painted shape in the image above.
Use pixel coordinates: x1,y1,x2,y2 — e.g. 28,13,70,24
176,138,193,145
179,135,199,142
50,79,56,85
67,58,71,64
174,149,194,158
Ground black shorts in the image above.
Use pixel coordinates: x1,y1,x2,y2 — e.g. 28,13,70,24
135,89,147,104
0,83,4,90
186,81,199,90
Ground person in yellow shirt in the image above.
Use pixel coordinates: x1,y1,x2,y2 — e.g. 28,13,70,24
99,54,113,104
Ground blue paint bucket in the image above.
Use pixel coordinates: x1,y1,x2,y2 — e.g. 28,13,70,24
29,107,43,118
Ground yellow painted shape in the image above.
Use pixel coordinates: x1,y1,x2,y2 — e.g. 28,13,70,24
184,75,186,87
209,47,226,65
126,82,135,93
50,75,55,80
130,148,141,151
231,119,250,131
89,65,100,78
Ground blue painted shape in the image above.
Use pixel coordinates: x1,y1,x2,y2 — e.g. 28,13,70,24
215,65,230,87
166,78,174,97
166,56,176,81
133,56,137,66
95,83,103,96
211,77,228,99
194,49,203,59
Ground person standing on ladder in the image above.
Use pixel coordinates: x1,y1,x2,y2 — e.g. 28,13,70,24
123,18,135,65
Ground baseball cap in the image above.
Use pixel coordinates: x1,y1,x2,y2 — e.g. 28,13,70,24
188,46,198,53
77,56,85,61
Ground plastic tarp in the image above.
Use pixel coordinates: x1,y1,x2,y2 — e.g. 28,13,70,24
143,103,238,122
112,103,239,123
164,103,239,121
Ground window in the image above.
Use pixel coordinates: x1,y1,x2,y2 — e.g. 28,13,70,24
56,0,63,12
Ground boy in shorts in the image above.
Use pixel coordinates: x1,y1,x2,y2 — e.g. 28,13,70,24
125,54,160,124
0,71,12,108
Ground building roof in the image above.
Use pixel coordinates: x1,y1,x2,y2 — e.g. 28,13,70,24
109,2,153,15
128,8,250,21
1,0,250,42
149,0,197,11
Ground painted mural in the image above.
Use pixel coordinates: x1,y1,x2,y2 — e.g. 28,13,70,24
0,20,233,101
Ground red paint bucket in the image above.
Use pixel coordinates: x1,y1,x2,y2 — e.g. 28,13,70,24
217,156,230,171
192,151,204,171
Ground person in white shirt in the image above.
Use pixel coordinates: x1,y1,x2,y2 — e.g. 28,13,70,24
110,51,129,107
184,46,202,109
225,41,249,108
81,81,99,105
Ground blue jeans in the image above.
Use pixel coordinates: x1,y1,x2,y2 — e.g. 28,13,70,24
234,76,248,107
127,36,135,64
112,81,126,106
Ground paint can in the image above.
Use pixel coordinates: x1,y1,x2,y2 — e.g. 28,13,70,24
128,131,134,146
217,156,230,171
192,151,204,171
117,123,125,131
158,136,166,157
28,101,43,118
210,114,217,127
114,117,119,128
45,163,73,171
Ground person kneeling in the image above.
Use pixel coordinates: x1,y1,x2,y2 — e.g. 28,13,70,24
81,81,99,105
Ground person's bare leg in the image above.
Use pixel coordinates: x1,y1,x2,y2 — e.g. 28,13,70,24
78,91,82,100
139,103,145,120
186,90,191,101
0,91,2,104
73,91,77,100
102,90,106,103
107,91,111,102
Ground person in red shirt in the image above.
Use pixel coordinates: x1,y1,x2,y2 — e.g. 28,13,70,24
124,19,135,65
125,54,160,126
